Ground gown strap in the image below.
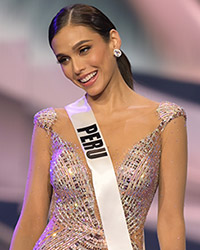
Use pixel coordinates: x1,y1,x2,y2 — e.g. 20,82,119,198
156,101,186,133
33,107,57,135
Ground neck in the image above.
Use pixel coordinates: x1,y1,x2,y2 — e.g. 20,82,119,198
86,69,134,114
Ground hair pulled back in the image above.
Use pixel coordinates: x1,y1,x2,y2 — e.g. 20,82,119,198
49,4,133,89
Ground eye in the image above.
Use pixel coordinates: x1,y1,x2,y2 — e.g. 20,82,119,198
57,56,70,65
79,46,91,54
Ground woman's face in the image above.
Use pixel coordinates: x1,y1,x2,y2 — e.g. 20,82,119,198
51,25,120,97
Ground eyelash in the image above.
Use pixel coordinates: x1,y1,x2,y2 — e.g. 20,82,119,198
57,46,91,65
79,46,91,54
57,57,69,64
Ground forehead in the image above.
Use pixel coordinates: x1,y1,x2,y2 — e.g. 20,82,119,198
51,25,102,52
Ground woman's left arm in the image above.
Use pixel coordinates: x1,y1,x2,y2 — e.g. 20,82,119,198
157,115,187,250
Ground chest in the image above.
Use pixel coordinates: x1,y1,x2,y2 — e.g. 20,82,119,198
49,129,161,193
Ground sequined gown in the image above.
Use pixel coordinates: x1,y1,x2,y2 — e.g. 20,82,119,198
33,101,186,250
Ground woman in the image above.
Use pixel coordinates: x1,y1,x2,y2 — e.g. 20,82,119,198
10,4,187,250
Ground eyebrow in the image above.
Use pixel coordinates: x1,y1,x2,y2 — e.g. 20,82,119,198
72,39,92,50
56,39,92,58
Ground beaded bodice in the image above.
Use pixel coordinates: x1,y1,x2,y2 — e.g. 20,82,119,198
33,102,186,250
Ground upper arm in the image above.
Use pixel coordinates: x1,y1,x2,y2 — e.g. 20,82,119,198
20,107,57,223
158,115,187,219
20,124,52,224
10,109,57,249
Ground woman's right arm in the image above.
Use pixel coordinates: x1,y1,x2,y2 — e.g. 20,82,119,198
10,124,52,250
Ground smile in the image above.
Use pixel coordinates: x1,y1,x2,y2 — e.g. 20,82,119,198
79,71,97,84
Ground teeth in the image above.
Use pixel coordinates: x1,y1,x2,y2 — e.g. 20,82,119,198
80,71,97,83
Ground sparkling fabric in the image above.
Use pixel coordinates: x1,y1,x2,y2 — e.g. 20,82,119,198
33,101,186,250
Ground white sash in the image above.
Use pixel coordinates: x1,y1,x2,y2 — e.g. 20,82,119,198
65,96,132,250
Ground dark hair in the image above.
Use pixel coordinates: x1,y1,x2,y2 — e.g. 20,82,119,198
49,4,134,89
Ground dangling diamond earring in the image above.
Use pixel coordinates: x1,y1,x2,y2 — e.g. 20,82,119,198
114,49,122,58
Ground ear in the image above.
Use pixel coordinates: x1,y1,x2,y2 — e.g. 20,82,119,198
109,29,121,51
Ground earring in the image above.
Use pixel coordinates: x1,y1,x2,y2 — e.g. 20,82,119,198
114,49,122,58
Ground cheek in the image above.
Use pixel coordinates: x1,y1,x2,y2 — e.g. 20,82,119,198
89,46,111,67
88,51,113,70
88,53,104,66
61,65,72,79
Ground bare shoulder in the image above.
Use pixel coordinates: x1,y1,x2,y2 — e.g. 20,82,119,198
53,108,74,136
54,108,68,119
127,92,161,130
131,91,159,109
53,108,71,125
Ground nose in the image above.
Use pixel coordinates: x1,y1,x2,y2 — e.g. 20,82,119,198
72,57,86,75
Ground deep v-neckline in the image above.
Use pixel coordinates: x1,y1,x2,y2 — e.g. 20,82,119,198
52,96,162,170
51,109,161,176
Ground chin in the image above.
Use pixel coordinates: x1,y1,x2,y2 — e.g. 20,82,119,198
85,90,100,98
85,85,106,98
